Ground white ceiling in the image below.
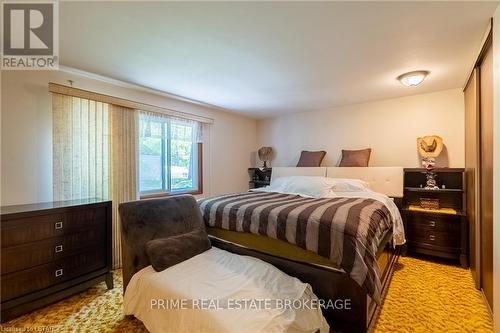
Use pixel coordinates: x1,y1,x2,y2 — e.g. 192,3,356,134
60,1,498,118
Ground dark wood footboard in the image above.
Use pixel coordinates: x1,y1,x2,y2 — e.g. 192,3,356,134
209,235,399,333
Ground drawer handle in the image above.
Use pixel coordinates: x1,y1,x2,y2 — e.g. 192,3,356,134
55,269,63,277
55,221,63,230
55,245,63,253
429,221,436,227
429,235,436,241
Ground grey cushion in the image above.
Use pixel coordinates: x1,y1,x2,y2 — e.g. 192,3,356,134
119,195,206,293
146,228,211,272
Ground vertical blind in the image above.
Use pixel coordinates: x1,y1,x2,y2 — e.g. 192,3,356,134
52,93,140,268
53,94,110,200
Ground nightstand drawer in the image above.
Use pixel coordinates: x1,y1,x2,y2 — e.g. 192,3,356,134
409,229,460,249
406,214,461,249
406,214,461,234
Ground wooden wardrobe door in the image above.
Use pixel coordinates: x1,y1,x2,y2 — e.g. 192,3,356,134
479,44,493,311
464,69,480,288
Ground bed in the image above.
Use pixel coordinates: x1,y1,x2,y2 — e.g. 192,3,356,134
199,167,405,333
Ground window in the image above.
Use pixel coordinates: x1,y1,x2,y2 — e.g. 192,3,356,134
139,113,201,196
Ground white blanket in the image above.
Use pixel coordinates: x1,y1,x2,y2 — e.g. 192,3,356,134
124,247,329,333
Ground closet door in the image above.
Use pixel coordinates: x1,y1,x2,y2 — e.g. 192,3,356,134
464,69,480,288
479,44,493,311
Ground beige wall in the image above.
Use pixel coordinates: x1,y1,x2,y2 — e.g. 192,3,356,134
1,70,257,206
493,5,500,332
257,88,465,168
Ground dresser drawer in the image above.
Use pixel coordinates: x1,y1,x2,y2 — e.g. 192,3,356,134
1,226,106,275
1,207,107,248
1,247,107,301
65,207,107,232
1,214,65,248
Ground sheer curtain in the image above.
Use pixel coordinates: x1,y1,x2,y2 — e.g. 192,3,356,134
140,110,202,142
52,93,139,268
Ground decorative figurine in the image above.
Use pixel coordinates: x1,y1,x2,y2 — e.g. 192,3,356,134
417,135,444,190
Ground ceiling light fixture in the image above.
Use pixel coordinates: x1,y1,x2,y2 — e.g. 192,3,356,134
397,70,429,87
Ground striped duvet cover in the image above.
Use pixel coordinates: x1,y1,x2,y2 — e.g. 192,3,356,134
199,191,395,303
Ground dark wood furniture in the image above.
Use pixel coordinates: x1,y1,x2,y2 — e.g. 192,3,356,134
248,167,272,189
0,199,113,322
402,168,467,268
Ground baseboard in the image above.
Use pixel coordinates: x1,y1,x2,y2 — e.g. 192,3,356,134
480,288,494,319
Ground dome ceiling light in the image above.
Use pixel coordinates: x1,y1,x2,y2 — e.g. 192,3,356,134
397,70,430,87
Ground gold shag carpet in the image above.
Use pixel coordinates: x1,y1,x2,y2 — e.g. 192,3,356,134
1,255,493,333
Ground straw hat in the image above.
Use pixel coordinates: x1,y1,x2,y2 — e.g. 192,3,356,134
417,135,443,158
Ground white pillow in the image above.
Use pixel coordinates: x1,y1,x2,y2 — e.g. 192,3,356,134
330,178,370,192
268,176,336,197
268,176,290,189
264,176,370,197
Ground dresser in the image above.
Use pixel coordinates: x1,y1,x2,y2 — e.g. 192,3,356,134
402,168,467,268
0,199,113,322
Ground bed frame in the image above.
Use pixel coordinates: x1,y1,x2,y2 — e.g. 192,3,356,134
212,167,404,332
120,167,403,332
210,231,398,333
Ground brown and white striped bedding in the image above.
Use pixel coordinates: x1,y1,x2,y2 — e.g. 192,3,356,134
198,191,393,303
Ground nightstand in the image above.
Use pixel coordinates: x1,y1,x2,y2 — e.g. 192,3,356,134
248,168,272,189
402,168,468,268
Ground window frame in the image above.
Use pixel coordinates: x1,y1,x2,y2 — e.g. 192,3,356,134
139,116,203,199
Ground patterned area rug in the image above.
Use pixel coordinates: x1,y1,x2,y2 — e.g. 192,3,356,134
1,255,493,332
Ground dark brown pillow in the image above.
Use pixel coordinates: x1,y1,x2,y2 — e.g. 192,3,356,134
145,228,211,272
296,150,327,167
339,148,372,167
